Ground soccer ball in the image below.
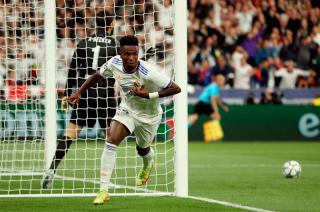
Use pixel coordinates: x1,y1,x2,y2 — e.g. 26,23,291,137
282,160,301,178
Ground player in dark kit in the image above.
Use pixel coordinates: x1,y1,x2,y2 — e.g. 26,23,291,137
41,10,118,189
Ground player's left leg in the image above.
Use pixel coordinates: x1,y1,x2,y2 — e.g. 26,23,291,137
135,145,154,186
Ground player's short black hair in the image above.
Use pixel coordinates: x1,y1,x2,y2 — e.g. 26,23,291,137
119,35,139,47
96,10,114,28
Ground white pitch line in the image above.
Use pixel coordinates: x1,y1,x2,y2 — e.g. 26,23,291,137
56,175,276,211
188,196,276,212
191,164,320,168
0,172,275,211
54,174,164,194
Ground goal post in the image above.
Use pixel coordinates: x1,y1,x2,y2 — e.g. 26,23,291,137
173,0,188,197
44,0,57,170
0,0,188,198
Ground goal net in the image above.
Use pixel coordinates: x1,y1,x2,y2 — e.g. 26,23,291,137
0,0,187,197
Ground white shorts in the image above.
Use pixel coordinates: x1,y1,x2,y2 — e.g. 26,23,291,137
112,108,162,148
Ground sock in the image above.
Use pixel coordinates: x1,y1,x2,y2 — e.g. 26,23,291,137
49,136,73,172
136,146,154,168
100,143,118,191
142,147,154,168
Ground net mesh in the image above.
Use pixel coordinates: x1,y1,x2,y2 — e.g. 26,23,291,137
0,0,175,196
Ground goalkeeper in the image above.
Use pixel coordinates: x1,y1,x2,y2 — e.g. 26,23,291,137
41,11,118,189
68,35,181,205
188,74,229,127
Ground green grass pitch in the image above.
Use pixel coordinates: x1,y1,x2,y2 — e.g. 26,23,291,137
1,141,320,211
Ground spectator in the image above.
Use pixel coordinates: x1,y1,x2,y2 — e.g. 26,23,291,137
201,60,213,82
254,58,270,88
203,56,233,86
235,1,257,34
153,0,174,34
148,23,165,46
264,4,280,35
241,25,264,66
5,69,28,103
2,0,320,99
279,30,296,62
255,40,274,64
269,29,281,57
311,25,320,46
233,55,254,89
296,36,314,69
311,46,320,84
287,7,301,37
232,46,248,67
187,0,320,90
278,13,289,38
274,61,315,89
0,0,179,105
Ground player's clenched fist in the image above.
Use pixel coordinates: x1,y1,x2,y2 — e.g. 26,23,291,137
131,82,149,99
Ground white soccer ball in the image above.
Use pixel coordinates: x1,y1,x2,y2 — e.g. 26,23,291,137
282,160,301,178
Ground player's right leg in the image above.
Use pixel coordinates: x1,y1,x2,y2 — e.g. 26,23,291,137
134,115,161,186
41,122,82,189
94,119,132,205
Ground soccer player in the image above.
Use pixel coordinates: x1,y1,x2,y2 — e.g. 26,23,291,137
67,35,181,205
41,10,118,189
188,74,228,127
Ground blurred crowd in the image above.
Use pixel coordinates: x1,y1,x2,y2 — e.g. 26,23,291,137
0,0,174,103
188,0,320,90
1,0,319,105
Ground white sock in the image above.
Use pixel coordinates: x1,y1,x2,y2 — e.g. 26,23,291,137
100,143,117,191
142,147,154,168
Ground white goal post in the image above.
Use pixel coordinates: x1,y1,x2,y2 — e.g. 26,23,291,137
44,0,57,171
173,0,188,197
0,0,187,198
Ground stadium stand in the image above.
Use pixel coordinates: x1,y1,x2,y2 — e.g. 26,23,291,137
187,0,320,95
0,0,174,102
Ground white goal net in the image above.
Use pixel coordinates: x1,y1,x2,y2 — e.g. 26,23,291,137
0,0,187,197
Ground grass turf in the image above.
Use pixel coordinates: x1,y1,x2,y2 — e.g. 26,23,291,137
1,141,320,211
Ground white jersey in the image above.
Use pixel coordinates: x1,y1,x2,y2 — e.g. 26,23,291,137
234,64,253,89
99,55,171,118
274,68,309,89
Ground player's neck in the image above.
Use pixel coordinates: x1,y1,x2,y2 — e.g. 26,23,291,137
123,62,139,74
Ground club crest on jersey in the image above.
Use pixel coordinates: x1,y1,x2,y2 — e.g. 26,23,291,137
116,108,129,115
133,80,140,87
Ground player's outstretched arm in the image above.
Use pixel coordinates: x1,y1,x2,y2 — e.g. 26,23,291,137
68,72,102,105
158,82,181,98
218,97,229,112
